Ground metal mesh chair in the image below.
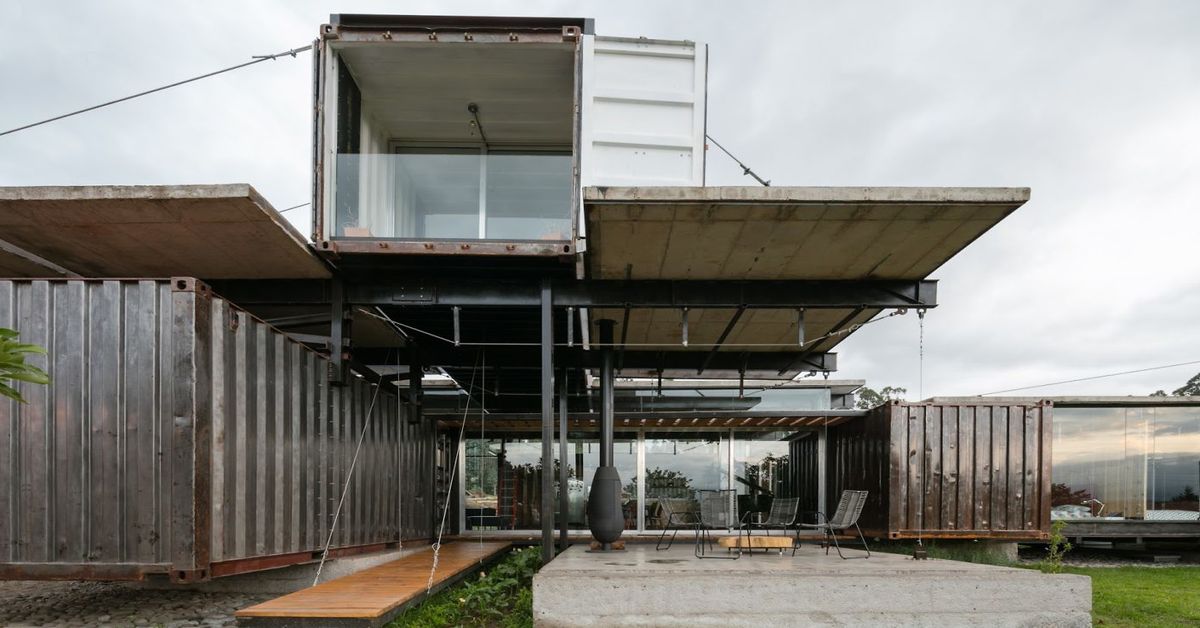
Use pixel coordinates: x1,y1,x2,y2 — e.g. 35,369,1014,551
654,497,698,551
694,489,741,559
800,490,871,559
742,496,801,556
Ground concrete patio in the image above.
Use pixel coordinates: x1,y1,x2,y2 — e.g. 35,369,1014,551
533,543,1091,627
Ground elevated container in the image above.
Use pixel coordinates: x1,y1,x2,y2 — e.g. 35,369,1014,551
311,14,708,258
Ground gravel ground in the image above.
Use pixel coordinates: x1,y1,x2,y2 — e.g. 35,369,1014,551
0,580,274,628
1018,545,1200,568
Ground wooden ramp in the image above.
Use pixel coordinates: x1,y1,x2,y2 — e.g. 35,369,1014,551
236,542,511,627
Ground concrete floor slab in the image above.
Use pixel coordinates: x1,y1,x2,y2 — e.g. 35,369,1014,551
534,544,1090,627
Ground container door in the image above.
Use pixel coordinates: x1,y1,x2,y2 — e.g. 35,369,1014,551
580,36,707,187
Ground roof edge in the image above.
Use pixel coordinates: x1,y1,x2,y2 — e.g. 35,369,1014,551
584,185,1031,205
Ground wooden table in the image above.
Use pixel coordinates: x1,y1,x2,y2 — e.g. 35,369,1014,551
717,535,796,555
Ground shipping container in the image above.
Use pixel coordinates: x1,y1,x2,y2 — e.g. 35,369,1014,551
798,401,1053,541
311,14,709,255
0,279,437,581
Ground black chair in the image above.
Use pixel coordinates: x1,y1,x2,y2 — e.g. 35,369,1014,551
694,489,741,559
741,496,801,556
800,490,871,559
654,497,698,551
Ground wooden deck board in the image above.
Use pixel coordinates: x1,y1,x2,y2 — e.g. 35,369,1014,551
236,542,511,624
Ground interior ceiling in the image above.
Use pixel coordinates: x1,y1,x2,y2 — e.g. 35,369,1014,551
0,185,331,279
339,43,575,145
585,185,1029,355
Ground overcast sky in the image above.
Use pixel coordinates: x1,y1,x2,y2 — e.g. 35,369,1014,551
2,1,1197,398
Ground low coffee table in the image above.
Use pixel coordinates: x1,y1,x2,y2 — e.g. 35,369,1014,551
717,535,796,555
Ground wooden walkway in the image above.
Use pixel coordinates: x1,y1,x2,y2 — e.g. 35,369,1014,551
236,542,512,627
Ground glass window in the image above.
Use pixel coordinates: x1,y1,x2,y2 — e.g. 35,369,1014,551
644,433,729,529
560,437,639,530
332,148,571,241
733,431,798,518
1051,406,1200,520
485,152,573,240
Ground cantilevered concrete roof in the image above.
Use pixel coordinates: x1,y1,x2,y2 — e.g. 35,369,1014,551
584,186,1029,357
0,184,331,279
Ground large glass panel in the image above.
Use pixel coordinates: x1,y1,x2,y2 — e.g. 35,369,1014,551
644,432,729,529
463,434,638,531
559,437,639,530
1051,406,1200,521
485,152,572,240
463,436,555,530
331,149,572,241
1147,407,1200,517
733,431,798,519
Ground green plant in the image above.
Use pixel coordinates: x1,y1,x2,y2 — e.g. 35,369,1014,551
392,547,542,628
1040,520,1072,574
0,327,49,403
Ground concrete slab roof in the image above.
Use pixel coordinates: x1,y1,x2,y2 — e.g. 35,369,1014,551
583,185,1030,356
0,184,331,279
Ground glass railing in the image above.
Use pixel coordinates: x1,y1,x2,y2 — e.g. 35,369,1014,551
331,150,573,241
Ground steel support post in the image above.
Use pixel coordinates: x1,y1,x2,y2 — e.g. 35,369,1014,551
540,280,555,562
598,319,616,468
558,370,569,551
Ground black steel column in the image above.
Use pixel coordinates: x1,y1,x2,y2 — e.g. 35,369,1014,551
598,320,615,468
540,279,555,562
558,369,569,551
585,319,623,551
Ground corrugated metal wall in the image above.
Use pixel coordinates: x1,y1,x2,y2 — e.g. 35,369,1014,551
800,401,1052,541
884,402,1052,539
0,279,433,581
0,280,178,570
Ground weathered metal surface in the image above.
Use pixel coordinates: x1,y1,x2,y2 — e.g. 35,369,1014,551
810,401,1051,541
0,279,432,581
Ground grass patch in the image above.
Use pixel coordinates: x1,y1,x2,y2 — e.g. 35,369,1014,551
1062,566,1200,627
387,546,540,628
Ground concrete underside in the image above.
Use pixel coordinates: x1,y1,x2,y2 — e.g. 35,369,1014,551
534,544,1090,627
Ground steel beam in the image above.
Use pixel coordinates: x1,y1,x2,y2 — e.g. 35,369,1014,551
778,307,865,376
358,346,836,374
209,279,938,309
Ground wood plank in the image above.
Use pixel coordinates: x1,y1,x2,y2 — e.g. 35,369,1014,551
237,542,511,622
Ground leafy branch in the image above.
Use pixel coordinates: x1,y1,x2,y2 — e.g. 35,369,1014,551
0,327,50,403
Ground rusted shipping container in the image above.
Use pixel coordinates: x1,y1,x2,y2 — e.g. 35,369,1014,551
820,401,1052,541
0,279,435,581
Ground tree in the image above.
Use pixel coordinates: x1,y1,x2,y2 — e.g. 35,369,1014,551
1171,372,1200,397
0,328,49,403
855,386,907,409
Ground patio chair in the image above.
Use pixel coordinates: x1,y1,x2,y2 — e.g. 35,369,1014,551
694,489,741,560
654,497,698,551
741,496,801,556
800,490,871,559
